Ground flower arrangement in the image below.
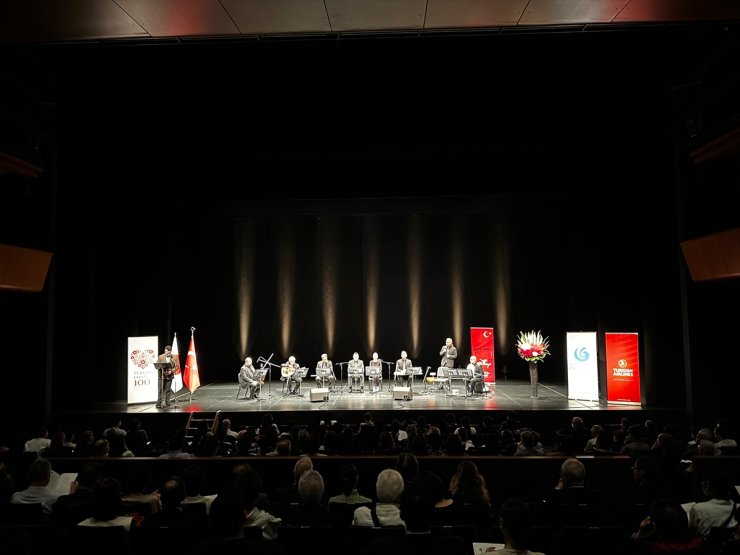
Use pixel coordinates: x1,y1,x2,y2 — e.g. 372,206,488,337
516,330,551,363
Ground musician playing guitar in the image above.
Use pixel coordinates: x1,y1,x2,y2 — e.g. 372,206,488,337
281,356,301,395
155,345,176,408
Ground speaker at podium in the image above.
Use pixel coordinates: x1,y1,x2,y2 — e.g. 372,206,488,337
310,388,330,402
393,386,412,400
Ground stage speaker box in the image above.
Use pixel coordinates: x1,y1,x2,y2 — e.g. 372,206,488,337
309,388,329,402
393,386,412,400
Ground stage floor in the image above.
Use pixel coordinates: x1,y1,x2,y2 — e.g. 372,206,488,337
122,379,646,415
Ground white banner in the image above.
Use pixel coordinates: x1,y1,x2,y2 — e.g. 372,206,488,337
127,336,158,404
566,331,599,401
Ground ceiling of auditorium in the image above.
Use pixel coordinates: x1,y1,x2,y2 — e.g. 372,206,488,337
1,0,739,45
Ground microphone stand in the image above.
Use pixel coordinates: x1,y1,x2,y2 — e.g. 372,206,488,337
337,362,347,394
382,361,394,392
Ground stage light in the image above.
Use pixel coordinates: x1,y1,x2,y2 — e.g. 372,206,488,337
278,230,295,357
408,216,421,357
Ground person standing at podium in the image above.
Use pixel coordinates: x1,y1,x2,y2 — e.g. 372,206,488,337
395,350,413,387
155,345,176,408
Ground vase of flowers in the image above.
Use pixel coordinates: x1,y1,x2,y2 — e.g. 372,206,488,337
516,330,550,398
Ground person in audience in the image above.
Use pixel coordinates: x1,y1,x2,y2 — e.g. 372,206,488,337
189,484,287,555
515,429,545,456
544,457,602,505
369,471,467,555
628,499,705,554
0,461,15,504
395,452,419,487
78,477,134,532
142,476,193,528
42,430,75,457
10,457,62,520
235,466,282,539
121,462,162,514
353,468,406,528
24,427,51,453
181,462,217,514
52,461,103,526
449,460,491,505
283,469,332,526
74,430,97,457
125,418,150,456
496,497,545,555
569,416,588,453
630,454,670,505
230,463,271,511
714,419,738,455
687,465,738,536
272,455,313,504
329,463,372,504
583,424,604,454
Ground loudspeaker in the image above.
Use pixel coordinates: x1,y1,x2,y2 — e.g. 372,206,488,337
309,388,329,402
680,227,740,281
0,243,53,293
393,387,412,400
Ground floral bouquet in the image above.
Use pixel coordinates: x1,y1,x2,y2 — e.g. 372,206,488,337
516,330,551,363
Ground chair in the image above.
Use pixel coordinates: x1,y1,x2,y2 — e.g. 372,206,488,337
68,525,129,555
328,502,372,527
0,502,45,525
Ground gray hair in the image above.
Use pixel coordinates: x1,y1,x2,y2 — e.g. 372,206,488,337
376,468,404,503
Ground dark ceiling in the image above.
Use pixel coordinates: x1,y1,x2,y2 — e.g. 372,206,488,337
1,0,740,45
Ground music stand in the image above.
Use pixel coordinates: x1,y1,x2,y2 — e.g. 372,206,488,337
366,365,382,393
347,364,364,393
153,362,174,408
315,366,335,391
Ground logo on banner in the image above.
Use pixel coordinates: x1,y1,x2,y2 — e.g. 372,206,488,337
574,347,589,361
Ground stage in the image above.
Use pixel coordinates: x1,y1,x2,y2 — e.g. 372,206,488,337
135,379,612,414
47,378,691,450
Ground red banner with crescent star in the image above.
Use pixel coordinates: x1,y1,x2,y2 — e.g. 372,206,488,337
470,327,495,383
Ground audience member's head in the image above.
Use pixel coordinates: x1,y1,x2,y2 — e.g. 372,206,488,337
376,468,404,503
297,469,324,505
499,497,534,550
559,458,586,488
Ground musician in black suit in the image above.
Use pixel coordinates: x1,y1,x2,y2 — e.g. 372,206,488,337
155,345,176,408
315,353,336,389
395,350,413,387
347,352,364,393
238,356,261,400
368,352,383,393
282,355,301,395
439,337,458,368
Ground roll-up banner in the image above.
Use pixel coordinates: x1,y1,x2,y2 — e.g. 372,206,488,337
127,336,158,404
605,332,641,404
566,331,599,401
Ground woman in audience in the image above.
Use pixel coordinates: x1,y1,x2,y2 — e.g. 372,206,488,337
78,477,134,532
328,463,372,505
496,497,545,555
449,461,491,506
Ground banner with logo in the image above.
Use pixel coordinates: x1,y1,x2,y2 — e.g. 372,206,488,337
127,336,158,404
566,332,599,401
605,332,641,404
470,327,495,383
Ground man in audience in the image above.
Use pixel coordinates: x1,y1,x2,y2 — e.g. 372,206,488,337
11,457,61,520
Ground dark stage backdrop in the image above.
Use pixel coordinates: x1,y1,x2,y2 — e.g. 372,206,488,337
47,178,685,413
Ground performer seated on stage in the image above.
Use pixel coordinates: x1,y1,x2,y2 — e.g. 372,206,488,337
466,355,484,394
238,356,261,400
368,352,383,393
395,350,413,387
315,353,336,389
282,356,301,395
347,352,364,393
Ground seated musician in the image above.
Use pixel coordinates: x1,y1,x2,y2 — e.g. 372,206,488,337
395,350,412,387
347,352,364,393
238,356,261,400
466,355,484,394
368,352,383,393
315,353,336,389
282,355,301,395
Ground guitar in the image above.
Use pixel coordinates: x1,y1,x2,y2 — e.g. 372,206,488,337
281,364,295,378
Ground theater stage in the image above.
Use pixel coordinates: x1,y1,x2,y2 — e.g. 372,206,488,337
52,378,689,445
